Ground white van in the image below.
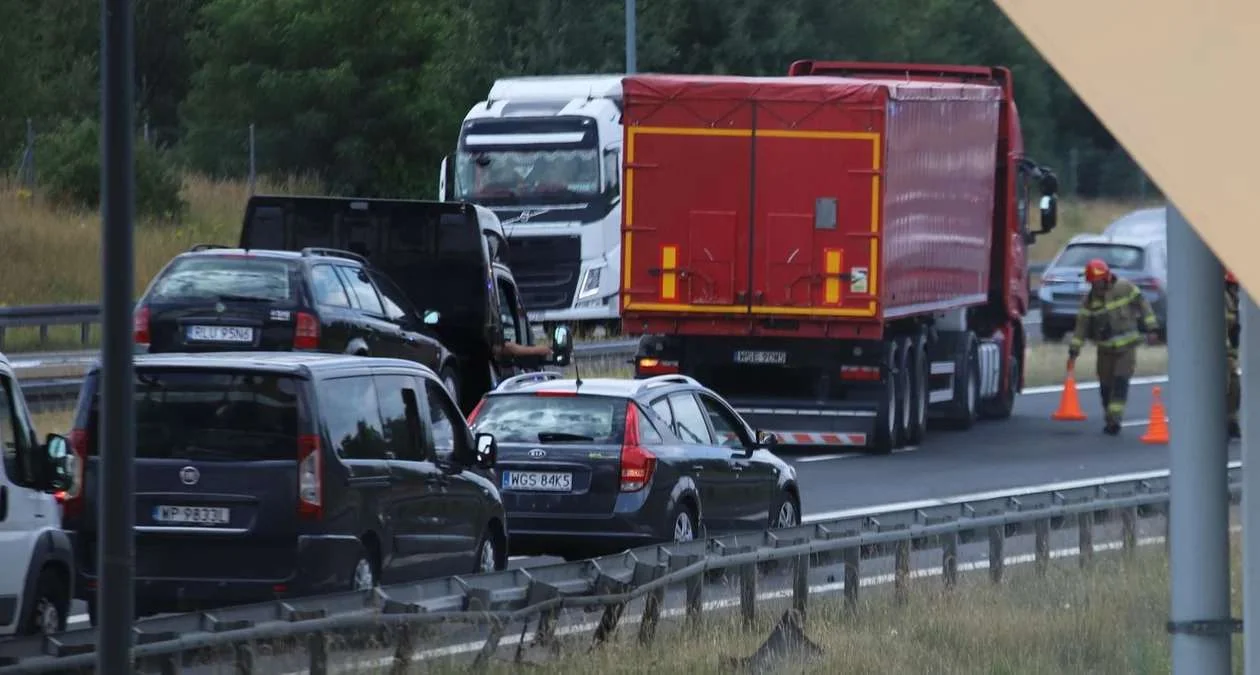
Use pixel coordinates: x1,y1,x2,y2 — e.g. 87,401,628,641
0,352,75,636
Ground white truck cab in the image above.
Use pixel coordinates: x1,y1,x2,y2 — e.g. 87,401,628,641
440,74,626,332
0,352,75,636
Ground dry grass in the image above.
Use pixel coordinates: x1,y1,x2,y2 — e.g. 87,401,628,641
1025,344,1167,388
31,409,75,435
406,536,1241,675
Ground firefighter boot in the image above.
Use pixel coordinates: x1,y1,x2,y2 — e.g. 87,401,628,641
1100,384,1121,435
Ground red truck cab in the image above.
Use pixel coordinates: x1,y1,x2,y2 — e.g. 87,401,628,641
620,63,1059,454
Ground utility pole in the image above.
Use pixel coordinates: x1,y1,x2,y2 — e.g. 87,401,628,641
625,0,637,74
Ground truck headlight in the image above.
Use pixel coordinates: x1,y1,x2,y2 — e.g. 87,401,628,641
577,266,603,300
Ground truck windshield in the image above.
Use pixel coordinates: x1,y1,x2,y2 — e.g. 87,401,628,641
455,147,600,205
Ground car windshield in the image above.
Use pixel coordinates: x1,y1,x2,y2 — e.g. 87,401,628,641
455,148,600,204
85,369,303,461
149,256,298,303
1053,244,1146,271
470,393,622,444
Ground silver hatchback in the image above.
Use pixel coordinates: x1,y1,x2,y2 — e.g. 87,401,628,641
1036,233,1168,342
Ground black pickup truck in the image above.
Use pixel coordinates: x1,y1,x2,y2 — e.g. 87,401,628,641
239,195,560,415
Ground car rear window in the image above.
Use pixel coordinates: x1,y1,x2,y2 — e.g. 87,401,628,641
149,256,298,303
1054,244,1145,270
470,393,623,444
84,369,303,461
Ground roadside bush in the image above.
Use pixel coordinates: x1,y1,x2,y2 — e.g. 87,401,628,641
38,117,186,221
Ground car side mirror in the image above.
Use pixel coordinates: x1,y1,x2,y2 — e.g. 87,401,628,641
41,433,73,492
1038,193,1058,234
423,310,441,326
755,430,779,452
551,325,574,367
474,433,498,469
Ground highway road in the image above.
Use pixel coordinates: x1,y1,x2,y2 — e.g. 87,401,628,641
51,372,1208,635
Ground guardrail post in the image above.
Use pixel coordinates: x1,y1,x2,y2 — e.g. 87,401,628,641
793,550,810,619
38,324,48,347
591,573,631,645
308,631,328,675
988,525,1005,584
234,642,255,675
520,580,562,653
1035,518,1051,576
679,554,704,628
894,537,911,604
637,562,667,645
390,624,413,674
843,547,860,610
1121,506,1138,557
740,558,758,629
1078,510,1094,569
80,321,92,345
942,532,959,589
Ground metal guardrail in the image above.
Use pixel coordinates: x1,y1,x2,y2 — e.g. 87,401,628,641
0,466,1234,674
0,262,1052,352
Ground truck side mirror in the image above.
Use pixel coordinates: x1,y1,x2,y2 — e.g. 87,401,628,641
1038,194,1058,234
551,325,574,367
41,434,73,492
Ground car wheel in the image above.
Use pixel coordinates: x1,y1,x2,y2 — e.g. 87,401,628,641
672,505,697,543
473,527,502,574
350,552,376,591
771,493,801,529
21,569,68,636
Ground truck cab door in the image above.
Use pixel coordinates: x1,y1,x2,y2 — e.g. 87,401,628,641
491,272,534,378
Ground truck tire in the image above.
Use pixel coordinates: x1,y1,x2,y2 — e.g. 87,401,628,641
893,337,913,448
942,332,980,430
870,339,900,454
906,330,929,445
981,349,1019,420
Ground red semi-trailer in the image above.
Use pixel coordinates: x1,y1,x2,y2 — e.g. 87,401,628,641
620,65,1060,453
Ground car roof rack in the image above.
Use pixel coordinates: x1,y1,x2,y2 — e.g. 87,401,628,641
494,370,567,393
300,247,370,266
634,374,700,394
188,243,234,252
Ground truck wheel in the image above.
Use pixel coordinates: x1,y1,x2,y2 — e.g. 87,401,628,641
893,337,912,448
981,351,1019,420
906,331,929,445
871,340,899,454
942,333,980,430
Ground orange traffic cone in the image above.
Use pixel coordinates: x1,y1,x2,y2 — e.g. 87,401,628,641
1052,366,1087,421
1140,386,1170,444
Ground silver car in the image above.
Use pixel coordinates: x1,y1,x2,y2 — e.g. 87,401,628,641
1036,233,1168,342
1102,206,1166,239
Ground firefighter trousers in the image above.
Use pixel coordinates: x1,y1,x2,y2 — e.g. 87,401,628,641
1097,347,1137,426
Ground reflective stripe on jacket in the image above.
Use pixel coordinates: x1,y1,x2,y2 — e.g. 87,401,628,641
1070,277,1158,352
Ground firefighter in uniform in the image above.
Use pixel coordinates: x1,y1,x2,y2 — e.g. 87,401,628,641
1226,269,1241,438
1068,258,1160,435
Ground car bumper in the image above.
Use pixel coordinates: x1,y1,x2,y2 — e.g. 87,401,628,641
505,500,670,558
69,532,363,614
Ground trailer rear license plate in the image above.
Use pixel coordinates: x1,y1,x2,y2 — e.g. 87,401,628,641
502,471,573,492
186,325,255,343
734,350,787,365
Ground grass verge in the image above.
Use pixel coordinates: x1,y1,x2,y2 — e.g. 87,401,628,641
413,535,1240,674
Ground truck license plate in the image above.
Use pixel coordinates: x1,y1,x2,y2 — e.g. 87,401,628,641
153,505,231,525
186,325,255,343
734,350,787,365
502,471,573,492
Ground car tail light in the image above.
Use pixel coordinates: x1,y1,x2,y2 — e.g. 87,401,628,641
619,403,657,492
1133,276,1161,291
294,312,320,350
535,390,577,397
57,428,89,518
636,357,679,377
133,305,150,347
297,434,322,520
840,365,880,382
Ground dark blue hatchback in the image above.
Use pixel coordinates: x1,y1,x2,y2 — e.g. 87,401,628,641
467,373,802,560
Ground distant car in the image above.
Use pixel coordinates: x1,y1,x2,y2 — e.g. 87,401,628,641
466,369,801,561
1036,234,1168,342
55,352,507,624
134,245,466,404
1101,206,1166,239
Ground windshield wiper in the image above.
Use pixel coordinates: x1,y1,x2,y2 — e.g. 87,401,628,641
537,431,595,442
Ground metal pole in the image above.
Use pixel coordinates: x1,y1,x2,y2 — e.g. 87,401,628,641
1166,203,1231,673
625,0,636,74
248,123,257,195
98,0,136,673
1243,285,1260,675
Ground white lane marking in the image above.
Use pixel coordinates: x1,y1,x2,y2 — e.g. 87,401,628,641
312,525,1231,669
800,459,1243,524
1022,374,1168,396
797,453,861,463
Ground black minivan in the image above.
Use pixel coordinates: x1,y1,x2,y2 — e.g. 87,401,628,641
56,352,507,624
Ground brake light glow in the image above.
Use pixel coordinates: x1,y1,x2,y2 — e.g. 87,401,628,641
133,305,150,347
294,312,320,350
297,434,322,520
58,429,88,518
840,365,881,382
535,390,577,397
619,403,657,492
1133,276,1162,291
636,357,679,377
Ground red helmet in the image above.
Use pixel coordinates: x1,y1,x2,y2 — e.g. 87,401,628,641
1084,258,1110,282
1226,269,1238,284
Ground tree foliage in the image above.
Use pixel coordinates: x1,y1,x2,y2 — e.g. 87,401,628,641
2,0,1152,203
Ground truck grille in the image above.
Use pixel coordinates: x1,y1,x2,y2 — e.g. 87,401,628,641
510,235,582,311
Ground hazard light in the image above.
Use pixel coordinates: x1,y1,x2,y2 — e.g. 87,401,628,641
636,357,679,376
